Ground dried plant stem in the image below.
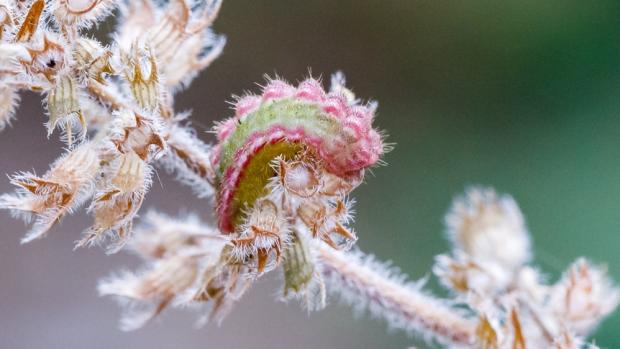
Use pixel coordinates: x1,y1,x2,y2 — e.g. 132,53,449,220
318,244,476,346
90,116,476,343
87,80,127,111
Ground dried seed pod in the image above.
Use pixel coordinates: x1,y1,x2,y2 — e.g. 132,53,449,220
120,44,160,110
0,43,31,76
46,73,85,145
433,254,512,295
160,124,216,198
108,109,165,161
73,37,113,82
79,151,152,253
475,316,499,349
295,197,357,250
98,212,231,330
231,199,288,274
0,142,99,243
99,255,200,331
130,211,225,259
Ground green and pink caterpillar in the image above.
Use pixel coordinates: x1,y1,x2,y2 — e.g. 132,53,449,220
212,75,384,233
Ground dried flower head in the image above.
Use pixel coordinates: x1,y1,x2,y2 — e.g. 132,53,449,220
98,212,238,330
551,258,620,336
0,142,99,243
79,151,153,253
428,187,618,347
116,0,225,91
445,187,531,270
1,0,220,250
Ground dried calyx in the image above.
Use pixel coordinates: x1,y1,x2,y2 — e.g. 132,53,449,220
0,0,224,250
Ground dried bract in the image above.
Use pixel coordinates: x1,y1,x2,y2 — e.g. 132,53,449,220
98,212,237,330
120,44,160,111
0,142,99,243
116,0,225,90
551,258,620,336
46,73,86,145
79,151,152,253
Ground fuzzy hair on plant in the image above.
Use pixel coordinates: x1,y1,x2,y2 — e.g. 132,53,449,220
0,1,618,348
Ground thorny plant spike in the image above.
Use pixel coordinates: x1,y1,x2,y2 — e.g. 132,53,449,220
0,1,617,348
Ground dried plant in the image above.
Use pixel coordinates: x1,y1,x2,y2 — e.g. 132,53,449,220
0,1,617,348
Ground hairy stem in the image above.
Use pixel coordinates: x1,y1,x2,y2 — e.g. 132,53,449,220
83,85,476,344
318,244,476,346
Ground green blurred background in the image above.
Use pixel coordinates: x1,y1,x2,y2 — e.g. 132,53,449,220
2,1,620,348
207,1,620,345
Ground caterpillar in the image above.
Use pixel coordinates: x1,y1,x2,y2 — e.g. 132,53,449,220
212,75,384,233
